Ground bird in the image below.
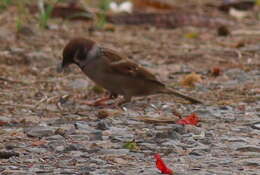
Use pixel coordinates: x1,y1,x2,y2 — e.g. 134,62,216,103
59,37,203,105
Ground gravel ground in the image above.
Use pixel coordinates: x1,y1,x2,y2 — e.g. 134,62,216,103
0,1,260,175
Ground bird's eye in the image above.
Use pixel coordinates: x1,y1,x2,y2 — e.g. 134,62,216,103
74,48,87,61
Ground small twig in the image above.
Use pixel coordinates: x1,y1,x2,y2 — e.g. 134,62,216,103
34,96,49,108
134,116,178,124
34,95,61,108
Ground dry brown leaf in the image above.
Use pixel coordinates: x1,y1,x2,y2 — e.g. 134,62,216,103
133,0,176,11
211,67,221,77
31,140,47,146
217,100,234,105
97,109,122,119
180,72,202,88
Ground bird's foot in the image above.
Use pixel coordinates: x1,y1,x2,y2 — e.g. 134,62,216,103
77,93,119,107
116,97,131,106
80,96,112,106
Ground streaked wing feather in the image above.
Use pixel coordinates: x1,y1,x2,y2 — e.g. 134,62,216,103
103,48,162,84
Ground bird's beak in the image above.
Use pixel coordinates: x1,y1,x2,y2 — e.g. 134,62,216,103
56,59,69,73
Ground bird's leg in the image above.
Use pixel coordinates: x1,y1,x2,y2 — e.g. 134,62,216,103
117,95,132,106
109,93,118,99
82,92,118,106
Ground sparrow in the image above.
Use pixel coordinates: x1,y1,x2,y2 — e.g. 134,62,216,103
59,37,203,105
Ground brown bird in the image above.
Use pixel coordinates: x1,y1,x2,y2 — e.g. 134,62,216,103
59,38,202,105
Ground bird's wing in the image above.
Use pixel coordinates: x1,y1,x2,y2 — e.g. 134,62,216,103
102,48,163,85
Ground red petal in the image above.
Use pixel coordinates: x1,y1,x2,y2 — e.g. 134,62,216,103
154,154,173,174
154,153,161,159
176,113,199,125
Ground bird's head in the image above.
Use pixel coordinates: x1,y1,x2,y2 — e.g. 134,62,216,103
59,38,100,71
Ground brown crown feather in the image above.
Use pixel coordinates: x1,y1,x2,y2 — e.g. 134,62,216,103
62,38,95,67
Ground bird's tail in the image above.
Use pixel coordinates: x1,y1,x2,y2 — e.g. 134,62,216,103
160,88,203,104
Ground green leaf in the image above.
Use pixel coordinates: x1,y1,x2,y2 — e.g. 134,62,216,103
99,0,111,11
123,140,139,151
184,32,199,39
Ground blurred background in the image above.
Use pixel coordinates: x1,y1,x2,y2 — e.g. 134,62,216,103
0,1,260,175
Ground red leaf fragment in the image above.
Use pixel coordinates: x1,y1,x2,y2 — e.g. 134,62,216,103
0,121,8,126
154,154,173,174
176,113,199,125
211,67,221,76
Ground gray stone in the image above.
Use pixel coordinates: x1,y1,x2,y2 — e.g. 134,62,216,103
69,135,90,140
69,151,85,157
5,142,26,150
96,120,111,130
221,136,247,143
88,131,103,141
47,140,66,152
236,146,260,153
69,79,89,90
225,69,250,82
46,135,65,141
240,158,260,166
99,149,130,155
161,139,179,147
193,108,219,121
24,158,38,163
74,121,96,131
60,169,77,174
139,142,158,150
26,147,48,153
170,131,182,140
55,145,65,152
155,124,185,134
25,126,54,137
0,116,11,123
64,144,87,152
190,146,210,156
251,122,260,130
180,137,199,148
